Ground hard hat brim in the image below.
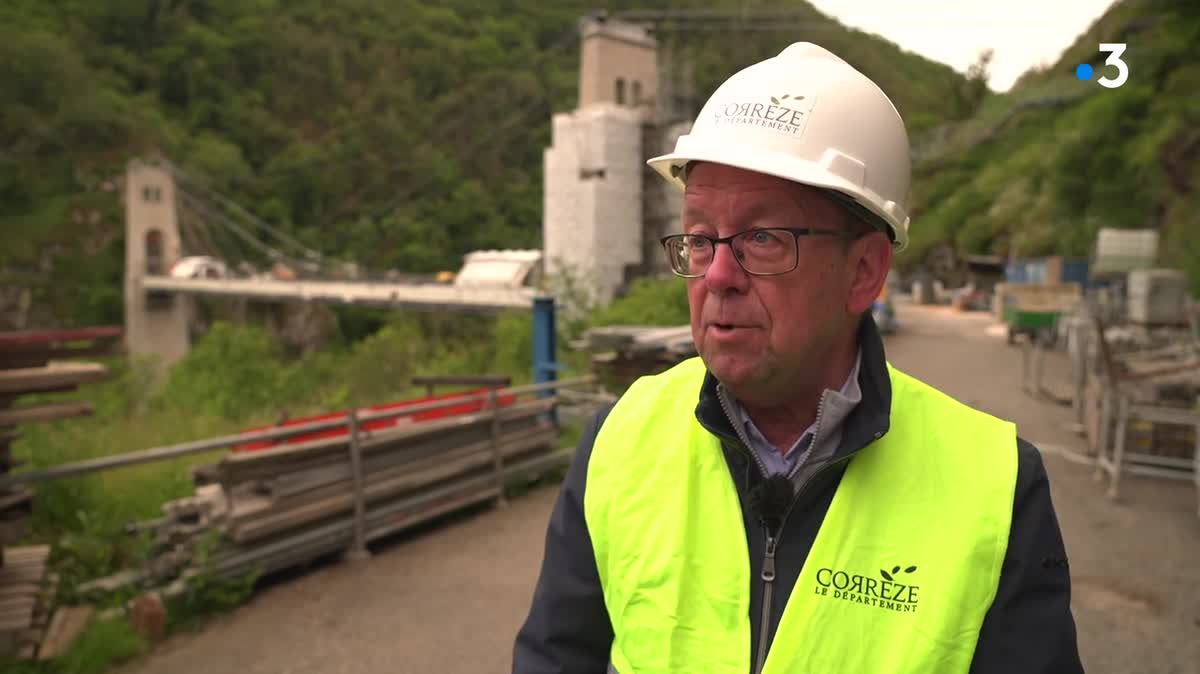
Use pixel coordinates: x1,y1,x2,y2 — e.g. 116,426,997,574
647,143,909,252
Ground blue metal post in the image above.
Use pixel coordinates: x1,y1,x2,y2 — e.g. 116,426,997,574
532,296,559,425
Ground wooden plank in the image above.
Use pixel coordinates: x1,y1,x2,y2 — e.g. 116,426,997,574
210,473,504,579
0,363,110,395
506,447,574,479
0,583,37,599
0,564,47,585
218,411,493,475
260,421,553,499
226,396,552,470
247,428,551,517
230,425,554,523
0,601,37,619
410,375,512,389
229,430,556,543
0,326,122,348
0,556,47,576
37,606,93,661
0,598,36,629
3,546,49,565
219,399,553,486
366,484,501,543
0,342,123,370
75,569,146,596
0,402,94,426
0,488,33,511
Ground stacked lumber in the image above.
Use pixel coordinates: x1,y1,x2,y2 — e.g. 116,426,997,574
1083,314,1200,463
0,327,121,557
0,545,57,660
82,394,571,598
575,325,696,392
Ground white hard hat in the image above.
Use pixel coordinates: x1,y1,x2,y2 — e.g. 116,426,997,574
648,42,912,251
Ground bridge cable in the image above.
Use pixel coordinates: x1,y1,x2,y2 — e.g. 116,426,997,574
176,187,296,266
171,165,325,265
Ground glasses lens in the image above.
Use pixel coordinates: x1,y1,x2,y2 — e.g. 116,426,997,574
733,229,797,275
665,235,712,277
664,230,800,277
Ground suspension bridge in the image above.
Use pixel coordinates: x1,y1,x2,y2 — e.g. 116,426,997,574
123,158,555,377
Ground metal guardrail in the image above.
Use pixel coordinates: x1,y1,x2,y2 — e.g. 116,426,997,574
0,376,595,488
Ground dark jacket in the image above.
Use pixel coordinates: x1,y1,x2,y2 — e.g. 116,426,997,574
513,317,1083,673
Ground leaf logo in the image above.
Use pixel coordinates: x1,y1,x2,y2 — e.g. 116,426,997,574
771,94,806,104
880,565,918,581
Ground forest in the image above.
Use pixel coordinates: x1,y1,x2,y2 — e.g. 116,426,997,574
1,0,983,328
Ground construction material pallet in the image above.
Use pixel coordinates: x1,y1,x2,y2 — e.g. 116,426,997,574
0,545,55,659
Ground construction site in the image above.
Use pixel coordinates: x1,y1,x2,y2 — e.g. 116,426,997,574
1,3,1198,673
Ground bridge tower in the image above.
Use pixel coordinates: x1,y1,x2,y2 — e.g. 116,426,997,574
123,158,191,372
543,15,684,308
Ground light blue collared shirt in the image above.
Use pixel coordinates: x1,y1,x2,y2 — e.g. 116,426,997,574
733,350,864,477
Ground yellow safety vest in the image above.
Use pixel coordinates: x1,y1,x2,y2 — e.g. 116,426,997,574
585,357,1017,673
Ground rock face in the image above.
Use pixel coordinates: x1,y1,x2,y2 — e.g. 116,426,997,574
270,301,338,356
190,295,339,357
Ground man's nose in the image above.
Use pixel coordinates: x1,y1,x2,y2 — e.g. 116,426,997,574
704,242,750,294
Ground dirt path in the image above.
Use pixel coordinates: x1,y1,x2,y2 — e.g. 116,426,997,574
123,303,1200,674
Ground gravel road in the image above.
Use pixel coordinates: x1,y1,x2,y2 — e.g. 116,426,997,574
122,303,1200,674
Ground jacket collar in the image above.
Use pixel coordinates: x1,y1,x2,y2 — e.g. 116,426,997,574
694,313,893,459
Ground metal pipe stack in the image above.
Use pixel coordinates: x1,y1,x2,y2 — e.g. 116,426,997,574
80,385,585,601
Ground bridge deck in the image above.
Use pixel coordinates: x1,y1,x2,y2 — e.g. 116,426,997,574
141,276,542,310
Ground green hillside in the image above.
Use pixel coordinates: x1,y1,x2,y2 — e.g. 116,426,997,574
0,0,973,328
903,0,1200,291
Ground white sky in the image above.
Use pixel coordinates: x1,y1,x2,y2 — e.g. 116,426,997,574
807,0,1122,91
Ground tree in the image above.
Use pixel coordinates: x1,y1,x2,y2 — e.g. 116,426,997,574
957,48,994,119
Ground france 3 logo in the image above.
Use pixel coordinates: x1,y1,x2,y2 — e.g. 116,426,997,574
1074,43,1128,89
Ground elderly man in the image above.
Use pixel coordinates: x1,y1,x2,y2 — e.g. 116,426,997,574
514,42,1082,674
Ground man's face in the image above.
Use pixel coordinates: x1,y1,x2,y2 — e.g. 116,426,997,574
681,162,887,404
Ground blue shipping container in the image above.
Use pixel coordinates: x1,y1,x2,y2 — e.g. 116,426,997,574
1005,257,1089,287
1005,259,1047,284
1060,258,1090,287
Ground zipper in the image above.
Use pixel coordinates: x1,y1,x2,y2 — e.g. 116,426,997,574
717,384,771,479
754,534,778,674
716,386,779,674
794,389,830,477
716,384,856,674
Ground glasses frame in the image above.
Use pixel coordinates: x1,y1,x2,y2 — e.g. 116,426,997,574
659,227,859,278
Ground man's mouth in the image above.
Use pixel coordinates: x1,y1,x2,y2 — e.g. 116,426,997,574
710,322,754,332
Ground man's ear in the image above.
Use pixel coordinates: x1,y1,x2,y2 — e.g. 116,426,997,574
846,232,892,316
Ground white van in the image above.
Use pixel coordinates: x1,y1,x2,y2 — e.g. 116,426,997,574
170,256,228,279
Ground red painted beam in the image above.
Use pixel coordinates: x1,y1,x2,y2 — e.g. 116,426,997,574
0,326,122,348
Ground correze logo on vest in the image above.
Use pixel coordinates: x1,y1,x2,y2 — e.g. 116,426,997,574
813,564,920,614
710,94,817,136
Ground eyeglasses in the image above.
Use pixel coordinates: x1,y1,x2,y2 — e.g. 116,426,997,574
660,228,858,278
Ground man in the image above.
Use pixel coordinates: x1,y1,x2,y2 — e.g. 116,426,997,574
514,42,1082,674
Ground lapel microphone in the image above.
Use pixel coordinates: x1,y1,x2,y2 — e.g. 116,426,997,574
747,473,795,534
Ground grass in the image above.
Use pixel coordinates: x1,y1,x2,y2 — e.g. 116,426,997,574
2,284,668,669
0,617,145,674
